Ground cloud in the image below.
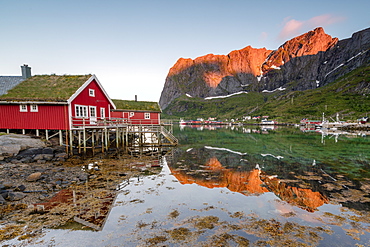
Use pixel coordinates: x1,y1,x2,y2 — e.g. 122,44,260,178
278,19,303,40
278,14,345,41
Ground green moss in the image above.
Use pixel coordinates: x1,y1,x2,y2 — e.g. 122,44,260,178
0,75,91,101
112,99,161,112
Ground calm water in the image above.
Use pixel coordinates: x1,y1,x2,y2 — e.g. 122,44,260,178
5,125,370,246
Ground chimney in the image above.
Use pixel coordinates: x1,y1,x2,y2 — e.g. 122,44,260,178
21,64,31,79
135,95,137,102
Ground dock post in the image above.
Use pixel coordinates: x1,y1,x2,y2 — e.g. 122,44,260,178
59,130,63,146
65,130,68,154
116,128,119,148
83,127,86,154
121,127,125,149
45,130,49,140
101,129,104,153
78,130,81,154
69,130,73,156
106,128,109,151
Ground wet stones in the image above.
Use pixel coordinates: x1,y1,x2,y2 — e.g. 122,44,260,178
26,172,42,182
0,151,89,205
8,147,68,164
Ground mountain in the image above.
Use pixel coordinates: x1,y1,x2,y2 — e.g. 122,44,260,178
159,27,370,114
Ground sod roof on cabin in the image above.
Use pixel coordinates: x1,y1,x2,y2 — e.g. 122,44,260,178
112,99,161,112
0,75,92,102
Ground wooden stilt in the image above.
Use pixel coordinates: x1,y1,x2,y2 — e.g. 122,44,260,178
69,130,73,156
45,129,49,140
116,128,119,148
22,129,25,135
65,130,68,154
101,129,104,153
92,130,95,155
59,130,63,146
78,130,81,154
83,128,86,154
36,129,39,136
106,128,109,151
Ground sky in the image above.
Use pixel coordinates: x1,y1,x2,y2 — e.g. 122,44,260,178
1,0,369,102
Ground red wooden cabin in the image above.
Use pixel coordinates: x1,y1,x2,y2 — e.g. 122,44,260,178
0,74,115,131
111,99,161,125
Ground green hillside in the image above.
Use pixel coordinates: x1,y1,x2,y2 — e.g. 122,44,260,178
162,65,370,123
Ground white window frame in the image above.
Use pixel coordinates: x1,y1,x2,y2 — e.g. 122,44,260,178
89,89,95,97
20,104,27,112
100,107,105,119
129,112,134,117
75,105,88,118
30,104,38,112
90,106,96,118
144,112,150,119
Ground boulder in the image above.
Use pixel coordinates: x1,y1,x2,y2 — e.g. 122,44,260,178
33,154,54,161
26,172,42,182
0,134,45,157
5,192,26,201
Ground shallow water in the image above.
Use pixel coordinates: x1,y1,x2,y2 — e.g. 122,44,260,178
4,125,370,246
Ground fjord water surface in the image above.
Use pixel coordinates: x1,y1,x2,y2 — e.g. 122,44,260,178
11,125,370,246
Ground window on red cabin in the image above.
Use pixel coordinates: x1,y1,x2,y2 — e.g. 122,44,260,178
129,112,134,117
100,107,105,119
90,106,96,117
145,113,150,119
89,89,95,97
30,105,38,112
20,105,27,112
75,105,88,118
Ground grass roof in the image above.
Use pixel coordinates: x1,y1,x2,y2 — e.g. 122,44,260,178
0,75,92,101
112,99,161,112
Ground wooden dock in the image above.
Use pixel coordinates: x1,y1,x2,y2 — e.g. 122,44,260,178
3,118,178,156
66,118,178,156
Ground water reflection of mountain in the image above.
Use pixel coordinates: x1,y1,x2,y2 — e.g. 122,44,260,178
170,155,328,212
171,147,370,212
175,125,370,180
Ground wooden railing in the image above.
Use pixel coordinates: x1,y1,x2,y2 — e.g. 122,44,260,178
70,117,177,146
71,117,162,128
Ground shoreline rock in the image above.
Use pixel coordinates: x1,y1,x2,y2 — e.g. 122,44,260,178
0,134,46,157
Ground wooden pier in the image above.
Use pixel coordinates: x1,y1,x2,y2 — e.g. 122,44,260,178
3,118,178,156
66,118,178,156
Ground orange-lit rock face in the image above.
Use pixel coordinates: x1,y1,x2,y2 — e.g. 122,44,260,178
262,27,338,73
167,27,337,85
167,47,272,88
170,157,328,212
168,58,194,77
203,71,224,88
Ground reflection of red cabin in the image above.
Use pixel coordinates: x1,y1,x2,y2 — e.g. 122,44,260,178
111,99,161,125
0,72,115,130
